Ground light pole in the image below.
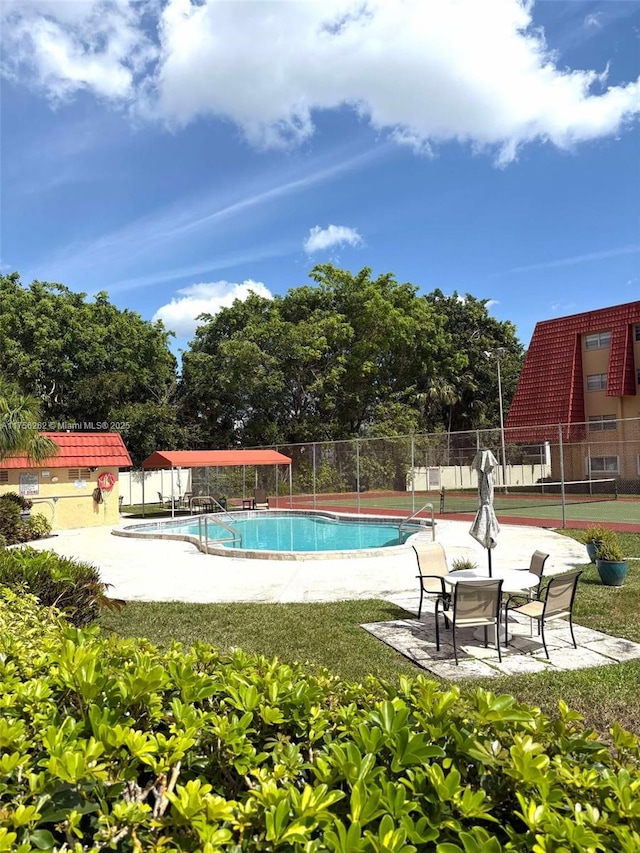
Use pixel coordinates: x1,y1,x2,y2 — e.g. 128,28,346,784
484,347,508,492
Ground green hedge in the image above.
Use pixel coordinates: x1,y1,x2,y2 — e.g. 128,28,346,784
0,493,52,545
0,588,639,852
0,547,103,626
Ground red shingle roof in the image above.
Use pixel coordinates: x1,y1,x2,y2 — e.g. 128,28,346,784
506,301,640,442
1,432,132,469
142,450,292,469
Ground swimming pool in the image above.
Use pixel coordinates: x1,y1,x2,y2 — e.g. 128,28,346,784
116,510,430,560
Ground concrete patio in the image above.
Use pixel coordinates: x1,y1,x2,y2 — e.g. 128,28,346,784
364,594,640,680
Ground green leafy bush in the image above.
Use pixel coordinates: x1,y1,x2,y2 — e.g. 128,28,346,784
0,495,21,543
24,512,52,539
583,525,612,545
1,589,639,852
0,495,51,545
0,546,107,626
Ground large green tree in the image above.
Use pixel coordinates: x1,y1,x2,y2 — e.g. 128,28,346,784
181,266,450,446
0,273,182,465
180,267,524,448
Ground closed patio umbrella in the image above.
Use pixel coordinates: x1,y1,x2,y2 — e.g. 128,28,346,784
470,448,500,577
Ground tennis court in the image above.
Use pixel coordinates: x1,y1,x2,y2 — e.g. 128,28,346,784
288,487,640,532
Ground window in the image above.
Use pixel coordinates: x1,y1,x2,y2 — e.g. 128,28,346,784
636,325,640,342
588,415,616,431
584,331,611,350
588,456,619,474
0,470,8,485
586,373,607,391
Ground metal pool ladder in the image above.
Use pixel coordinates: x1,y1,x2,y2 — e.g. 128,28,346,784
399,502,435,543
197,515,243,551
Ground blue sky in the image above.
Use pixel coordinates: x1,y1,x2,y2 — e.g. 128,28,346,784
2,0,639,357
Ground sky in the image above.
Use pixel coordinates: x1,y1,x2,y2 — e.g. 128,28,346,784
1,0,639,359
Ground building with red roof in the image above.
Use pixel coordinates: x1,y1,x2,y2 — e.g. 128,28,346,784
0,432,131,529
506,301,640,482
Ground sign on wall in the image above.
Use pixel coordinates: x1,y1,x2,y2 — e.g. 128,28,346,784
19,473,39,496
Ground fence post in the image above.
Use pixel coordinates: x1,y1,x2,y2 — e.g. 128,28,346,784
355,439,360,513
312,443,317,509
558,424,566,529
410,433,415,513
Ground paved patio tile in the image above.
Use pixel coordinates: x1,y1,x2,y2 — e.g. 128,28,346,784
541,646,619,670
582,636,640,662
362,599,640,680
426,659,501,680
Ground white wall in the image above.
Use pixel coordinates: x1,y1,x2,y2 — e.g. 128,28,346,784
408,463,551,491
119,469,192,506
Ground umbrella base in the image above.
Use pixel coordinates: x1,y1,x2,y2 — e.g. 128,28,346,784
474,625,511,645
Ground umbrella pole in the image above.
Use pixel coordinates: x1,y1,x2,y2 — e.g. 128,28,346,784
487,549,492,578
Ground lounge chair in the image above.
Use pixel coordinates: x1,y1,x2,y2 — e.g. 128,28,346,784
504,570,582,658
254,489,269,510
412,543,450,618
436,579,504,665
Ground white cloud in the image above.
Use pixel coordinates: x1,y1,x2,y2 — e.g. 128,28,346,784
2,0,639,162
304,224,363,254
584,14,603,29
152,280,273,337
0,0,156,101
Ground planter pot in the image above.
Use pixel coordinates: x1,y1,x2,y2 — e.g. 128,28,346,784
20,510,31,522
586,542,602,564
596,559,628,587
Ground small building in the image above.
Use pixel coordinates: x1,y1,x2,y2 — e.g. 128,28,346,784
0,432,132,530
506,301,640,484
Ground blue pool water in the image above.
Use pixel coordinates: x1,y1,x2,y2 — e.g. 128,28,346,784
169,513,420,553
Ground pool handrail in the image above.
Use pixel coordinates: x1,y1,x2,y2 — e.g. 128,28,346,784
399,503,435,542
198,515,243,550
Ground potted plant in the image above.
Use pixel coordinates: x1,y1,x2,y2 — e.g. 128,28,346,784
595,531,628,587
583,525,610,563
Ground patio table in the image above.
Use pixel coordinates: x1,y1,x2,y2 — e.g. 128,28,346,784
443,569,539,642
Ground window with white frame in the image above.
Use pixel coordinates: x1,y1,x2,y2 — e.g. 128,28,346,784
587,456,619,474
584,331,611,350
586,373,607,391
588,414,617,431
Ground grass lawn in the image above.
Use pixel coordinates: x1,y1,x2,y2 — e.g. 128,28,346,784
100,530,640,737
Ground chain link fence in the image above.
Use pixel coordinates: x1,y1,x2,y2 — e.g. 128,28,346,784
262,417,639,530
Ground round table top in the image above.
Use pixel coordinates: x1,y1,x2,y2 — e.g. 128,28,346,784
444,569,539,594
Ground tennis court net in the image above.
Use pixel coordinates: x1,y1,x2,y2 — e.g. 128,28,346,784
440,478,618,514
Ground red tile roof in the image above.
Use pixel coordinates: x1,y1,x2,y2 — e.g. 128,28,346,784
0,432,132,469
506,301,640,442
142,450,292,468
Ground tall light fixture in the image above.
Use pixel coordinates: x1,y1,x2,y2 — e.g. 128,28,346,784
484,347,508,492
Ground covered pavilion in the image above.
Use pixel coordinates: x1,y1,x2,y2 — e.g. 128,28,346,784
141,449,292,517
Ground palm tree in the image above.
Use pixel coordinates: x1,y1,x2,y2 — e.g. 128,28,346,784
0,380,59,462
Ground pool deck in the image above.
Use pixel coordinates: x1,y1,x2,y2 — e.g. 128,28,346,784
28,516,587,604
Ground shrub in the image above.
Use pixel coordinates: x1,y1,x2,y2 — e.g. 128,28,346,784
0,490,33,511
24,512,52,540
583,525,611,545
0,495,21,543
1,589,639,852
451,557,478,571
596,531,624,562
0,546,110,626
